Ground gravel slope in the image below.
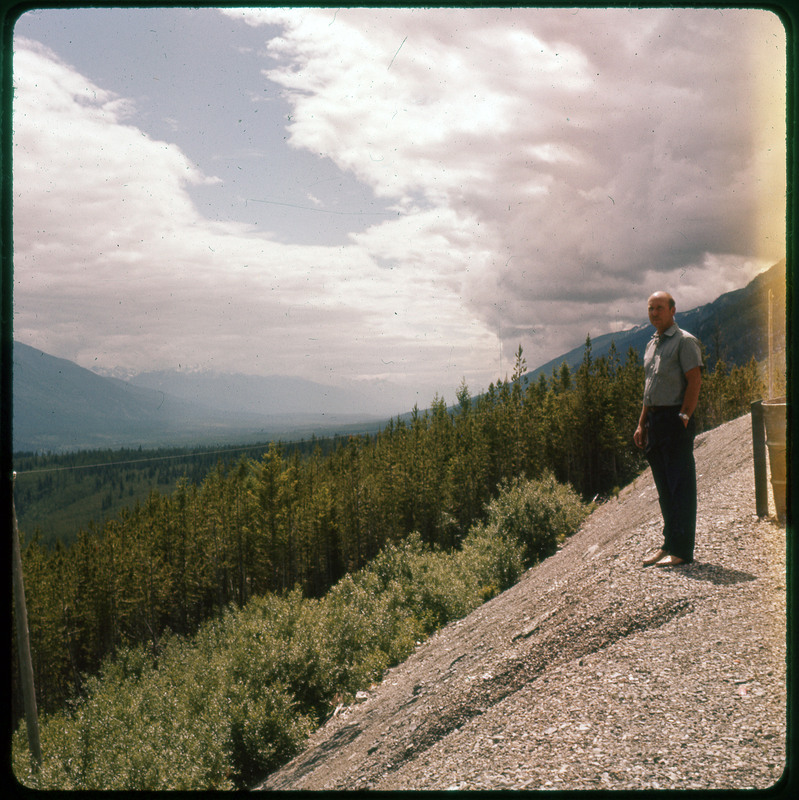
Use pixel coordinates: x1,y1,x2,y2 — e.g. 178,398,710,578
257,413,789,792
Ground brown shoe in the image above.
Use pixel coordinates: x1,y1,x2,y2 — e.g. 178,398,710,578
654,556,686,567
643,549,668,566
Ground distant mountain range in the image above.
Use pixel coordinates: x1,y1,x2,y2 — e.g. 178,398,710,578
126,370,402,421
11,260,786,452
12,347,391,452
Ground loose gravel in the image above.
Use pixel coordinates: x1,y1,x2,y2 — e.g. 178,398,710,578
257,413,788,792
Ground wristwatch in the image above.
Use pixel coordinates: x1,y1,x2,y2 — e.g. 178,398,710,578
678,412,689,422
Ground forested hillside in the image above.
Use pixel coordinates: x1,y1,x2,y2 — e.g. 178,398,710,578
14,474,590,790
13,438,342,548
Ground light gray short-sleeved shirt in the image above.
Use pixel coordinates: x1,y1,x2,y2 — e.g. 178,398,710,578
643,323,703,407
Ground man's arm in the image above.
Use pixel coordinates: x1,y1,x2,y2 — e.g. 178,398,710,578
634,404,649,449
680,366,702,425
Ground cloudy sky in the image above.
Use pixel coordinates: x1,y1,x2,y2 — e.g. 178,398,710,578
12,6,786,413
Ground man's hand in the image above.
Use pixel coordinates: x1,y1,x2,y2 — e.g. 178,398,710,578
634,424,646,449
681,367,702,423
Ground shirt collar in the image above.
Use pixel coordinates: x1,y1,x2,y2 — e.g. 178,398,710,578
652,323,679,342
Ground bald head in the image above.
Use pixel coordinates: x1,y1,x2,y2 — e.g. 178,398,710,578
648,291,675,309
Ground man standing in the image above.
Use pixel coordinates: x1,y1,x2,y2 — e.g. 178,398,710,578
634,291,703,567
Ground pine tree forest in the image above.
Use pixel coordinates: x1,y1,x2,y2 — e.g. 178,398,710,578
12,342,769,727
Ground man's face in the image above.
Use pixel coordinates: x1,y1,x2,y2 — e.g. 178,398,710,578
648,294,676,334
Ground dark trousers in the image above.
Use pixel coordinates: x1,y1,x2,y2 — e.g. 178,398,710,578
645,407,697,562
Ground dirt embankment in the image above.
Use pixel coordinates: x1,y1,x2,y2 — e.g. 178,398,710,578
257,413,788,792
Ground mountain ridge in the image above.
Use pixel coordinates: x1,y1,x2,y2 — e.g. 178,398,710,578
126,368,403,419
525,259,786,382
12,343,384,452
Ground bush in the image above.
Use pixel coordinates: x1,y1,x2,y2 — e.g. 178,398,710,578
483,473,588,565
13,624,315,791
321,573,414,696
457,522,526,599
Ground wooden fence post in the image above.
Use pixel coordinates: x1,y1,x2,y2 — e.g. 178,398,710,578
751,401,769,517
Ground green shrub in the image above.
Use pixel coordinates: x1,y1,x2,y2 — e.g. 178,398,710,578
321,574,406,696
483,472,587,565
13,639,239,790
353,532,477,635
13,619,315,791
457,521,526,599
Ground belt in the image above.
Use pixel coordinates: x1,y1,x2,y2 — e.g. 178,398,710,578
649,405,681,411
